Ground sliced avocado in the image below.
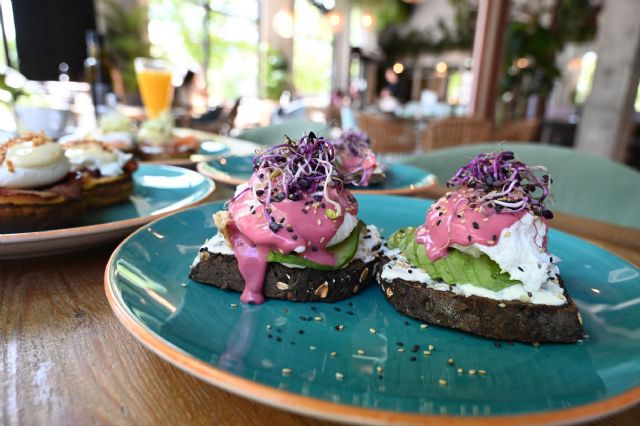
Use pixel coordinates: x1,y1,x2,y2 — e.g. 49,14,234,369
387,226,520,291
267,221,364,270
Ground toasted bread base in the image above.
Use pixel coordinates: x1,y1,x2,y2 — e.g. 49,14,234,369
0,198,85,233
378,271,584,343
190,251,382,302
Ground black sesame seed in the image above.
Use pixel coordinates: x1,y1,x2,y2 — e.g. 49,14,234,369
492,235,497,241
334,307,341,312
311,306,317,311
311,246,318,252
467,235,472,242
320,203,326,209
269,222,282,232
404,321,409,326
518,266,524,272
348,302,353,306
292,235,298,240
346,311,354,315
396,342,404,347
408,269,413,274
267,333,273,338
290,341,295,345
299,316,307,321
298,330,304,334
255,190,264,196
286,226,293,232
410,356,417,362
276,336,282,342
472,221,479,229
436,220,441,226
411,344,419,352
279,217,285,224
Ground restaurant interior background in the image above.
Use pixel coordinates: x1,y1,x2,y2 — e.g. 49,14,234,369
0,0,639,169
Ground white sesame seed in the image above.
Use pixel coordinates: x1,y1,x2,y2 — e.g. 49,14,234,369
330,351,337,357
397,348,405,353
357,349,366,355
469,369,477,375
282,368,292,376
314,316,322,321
309,345,317,351
420,323,428,329
230,303,238,308
447,358,454,366
369,328,377,334
457,368,464,374
438,379,448,386
376,366,384,373
498,302,506,308
423,350,432,356
478,369,487,375
335,372,344,381
428,344,434,351
266,324,272,329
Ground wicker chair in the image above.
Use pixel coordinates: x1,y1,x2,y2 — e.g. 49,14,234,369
356,113,417,153
492,118,541,142
420,117,492,150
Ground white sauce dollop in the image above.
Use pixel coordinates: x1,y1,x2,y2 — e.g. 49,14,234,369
0,141,71,189
64,141,132,177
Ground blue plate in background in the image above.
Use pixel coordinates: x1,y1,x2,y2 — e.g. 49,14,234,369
198,157,437,195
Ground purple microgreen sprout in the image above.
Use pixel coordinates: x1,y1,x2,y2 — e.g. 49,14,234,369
333,130,373,186
250,132,346,217
447,151,553,218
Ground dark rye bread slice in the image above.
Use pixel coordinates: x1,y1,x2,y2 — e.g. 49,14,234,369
190,250,382,302
377,266,584,343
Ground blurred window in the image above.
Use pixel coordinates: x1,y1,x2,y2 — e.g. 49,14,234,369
292,0,333,96
148,0,259,103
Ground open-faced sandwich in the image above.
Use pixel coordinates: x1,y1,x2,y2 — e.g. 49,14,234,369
333,130,385,186
92,110,136,153
62,139,137,208
135,113,199,160
190,132,383,304
0,132,84,232
378,151,584,343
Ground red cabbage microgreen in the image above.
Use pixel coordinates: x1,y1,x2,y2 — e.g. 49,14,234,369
242,132,353,218
447,151,553,218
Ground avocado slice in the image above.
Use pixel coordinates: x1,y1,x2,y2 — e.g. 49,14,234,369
267,221,364,270
387,227,520,291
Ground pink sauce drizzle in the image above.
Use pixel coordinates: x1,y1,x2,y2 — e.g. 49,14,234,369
415,188,538,262
227,175,358,304
338,149,378,186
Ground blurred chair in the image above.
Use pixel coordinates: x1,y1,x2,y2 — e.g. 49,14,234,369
420,117,492,150
492,118,541,142
356,113,416,153
402,142,640,229
236,119,328,146
190,98,241,135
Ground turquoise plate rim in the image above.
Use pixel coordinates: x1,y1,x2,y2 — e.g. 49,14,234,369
0,164,215,244
105,195,640,426
197,160,439,195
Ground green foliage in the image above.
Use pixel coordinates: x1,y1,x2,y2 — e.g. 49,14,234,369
103,0,151,94
378,0,476,61
499,0,601,119
350,0,410,30
263,47,289,100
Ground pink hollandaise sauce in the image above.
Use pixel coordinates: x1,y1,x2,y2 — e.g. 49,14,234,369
227,175,358,304
338,149,378,186
415,188,547,262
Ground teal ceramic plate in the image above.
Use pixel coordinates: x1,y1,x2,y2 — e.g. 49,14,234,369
142,128,260,168
105,195,640,425
198,158,437,195
0,164,215,259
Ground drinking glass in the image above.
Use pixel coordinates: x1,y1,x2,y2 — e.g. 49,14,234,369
134,58,173,119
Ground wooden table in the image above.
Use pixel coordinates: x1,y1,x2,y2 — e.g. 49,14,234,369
1,195,638,425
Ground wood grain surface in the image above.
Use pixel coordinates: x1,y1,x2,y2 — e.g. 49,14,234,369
1,190,638,425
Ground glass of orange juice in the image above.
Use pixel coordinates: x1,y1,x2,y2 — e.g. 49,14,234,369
134,58,174,119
